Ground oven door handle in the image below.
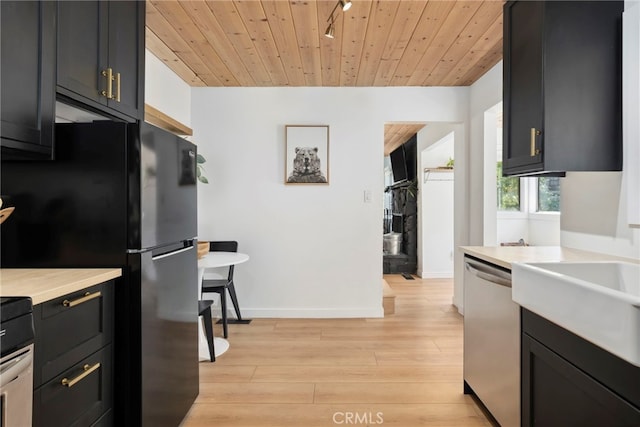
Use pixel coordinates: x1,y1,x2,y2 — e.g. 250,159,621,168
0,348,33,388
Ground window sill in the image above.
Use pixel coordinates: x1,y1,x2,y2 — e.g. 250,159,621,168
529,212,561,221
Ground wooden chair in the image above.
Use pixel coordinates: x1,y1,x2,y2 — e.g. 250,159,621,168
201,241,243,338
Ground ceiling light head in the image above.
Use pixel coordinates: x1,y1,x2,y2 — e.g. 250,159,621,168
341,0,352,11
324,21,335,39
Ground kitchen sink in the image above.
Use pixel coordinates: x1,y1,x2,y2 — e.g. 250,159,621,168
512,261,640,367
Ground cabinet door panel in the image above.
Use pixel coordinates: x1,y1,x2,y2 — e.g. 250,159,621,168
57,1,108,106
107,1,143,118
34,281,114,388
503,1,544,174
522,334,640,427
33,345,112,427
1,1,55,158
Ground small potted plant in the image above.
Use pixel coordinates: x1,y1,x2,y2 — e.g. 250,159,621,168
197,154,208,183
196,154,209,258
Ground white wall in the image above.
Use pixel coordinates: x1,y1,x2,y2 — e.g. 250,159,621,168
192,87,468,318
419,132,455,278
450,61,504,314
559,0,640,261
421,131,454,168
417,123,466,308
560,172,640,259
469,62,503,248
421,171,454,278
475,67,560,250
144,50,192,128
483,103,501,246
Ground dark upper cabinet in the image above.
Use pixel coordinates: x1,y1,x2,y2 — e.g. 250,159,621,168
503,1,624,176
57,0,144,121
0,1,55,159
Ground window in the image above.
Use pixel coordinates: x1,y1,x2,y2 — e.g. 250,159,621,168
497,161,521,211
537,177,560,212
495,109,559,214
496,163,561,213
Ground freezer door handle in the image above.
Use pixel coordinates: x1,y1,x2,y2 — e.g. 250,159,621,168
151,245,194,261
465,260,512,288
127,237,198,255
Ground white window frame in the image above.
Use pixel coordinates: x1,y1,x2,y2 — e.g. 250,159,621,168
497,176,561,219
528,177,561,219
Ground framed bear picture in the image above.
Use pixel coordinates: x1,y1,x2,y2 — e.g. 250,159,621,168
285,125,330,185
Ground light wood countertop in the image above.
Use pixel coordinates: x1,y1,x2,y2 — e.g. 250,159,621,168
0,268,122,305
460,246,639,270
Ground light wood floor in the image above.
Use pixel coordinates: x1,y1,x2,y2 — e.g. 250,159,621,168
182,275,491,427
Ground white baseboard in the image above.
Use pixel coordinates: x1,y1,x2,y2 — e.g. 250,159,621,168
421,271,454,279
204,294,384,319
226,307,384,319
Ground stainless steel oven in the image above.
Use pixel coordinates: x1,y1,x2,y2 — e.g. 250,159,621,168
0,297,35,427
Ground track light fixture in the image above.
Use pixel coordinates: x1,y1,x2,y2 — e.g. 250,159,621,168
324,17,335,39
324,0,352,39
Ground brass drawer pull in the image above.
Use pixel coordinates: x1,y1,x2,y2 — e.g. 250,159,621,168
530,127,541,157
62,291,102,308
61,362,101,388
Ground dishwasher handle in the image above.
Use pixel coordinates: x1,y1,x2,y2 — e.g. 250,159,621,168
465,259,512,288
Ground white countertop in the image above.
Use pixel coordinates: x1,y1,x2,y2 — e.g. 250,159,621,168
460,246,639,270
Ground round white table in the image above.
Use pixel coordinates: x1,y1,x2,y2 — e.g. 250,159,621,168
197,251,250,361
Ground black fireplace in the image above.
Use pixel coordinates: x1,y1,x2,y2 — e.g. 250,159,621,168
383,181,417,274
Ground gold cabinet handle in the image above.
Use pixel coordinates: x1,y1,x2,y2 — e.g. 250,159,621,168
62,291,102,308
101,68,114,99
115,72,121,102
61,363,101,388
530,128,541,157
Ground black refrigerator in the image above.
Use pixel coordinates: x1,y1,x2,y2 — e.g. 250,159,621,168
1,121,199,426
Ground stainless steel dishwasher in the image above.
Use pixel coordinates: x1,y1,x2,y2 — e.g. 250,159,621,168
463,255,520,427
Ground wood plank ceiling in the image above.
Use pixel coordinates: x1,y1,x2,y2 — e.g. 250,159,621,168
146,0,504,154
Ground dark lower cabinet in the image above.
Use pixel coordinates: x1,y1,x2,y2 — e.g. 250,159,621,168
0,1,55,159
522,309,640,427
33,345,113,427
33,280,114,427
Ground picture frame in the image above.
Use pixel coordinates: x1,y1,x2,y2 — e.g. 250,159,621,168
285,125,330,185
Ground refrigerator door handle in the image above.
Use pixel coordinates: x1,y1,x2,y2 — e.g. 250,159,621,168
127,238,198,255
151,245,194,261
